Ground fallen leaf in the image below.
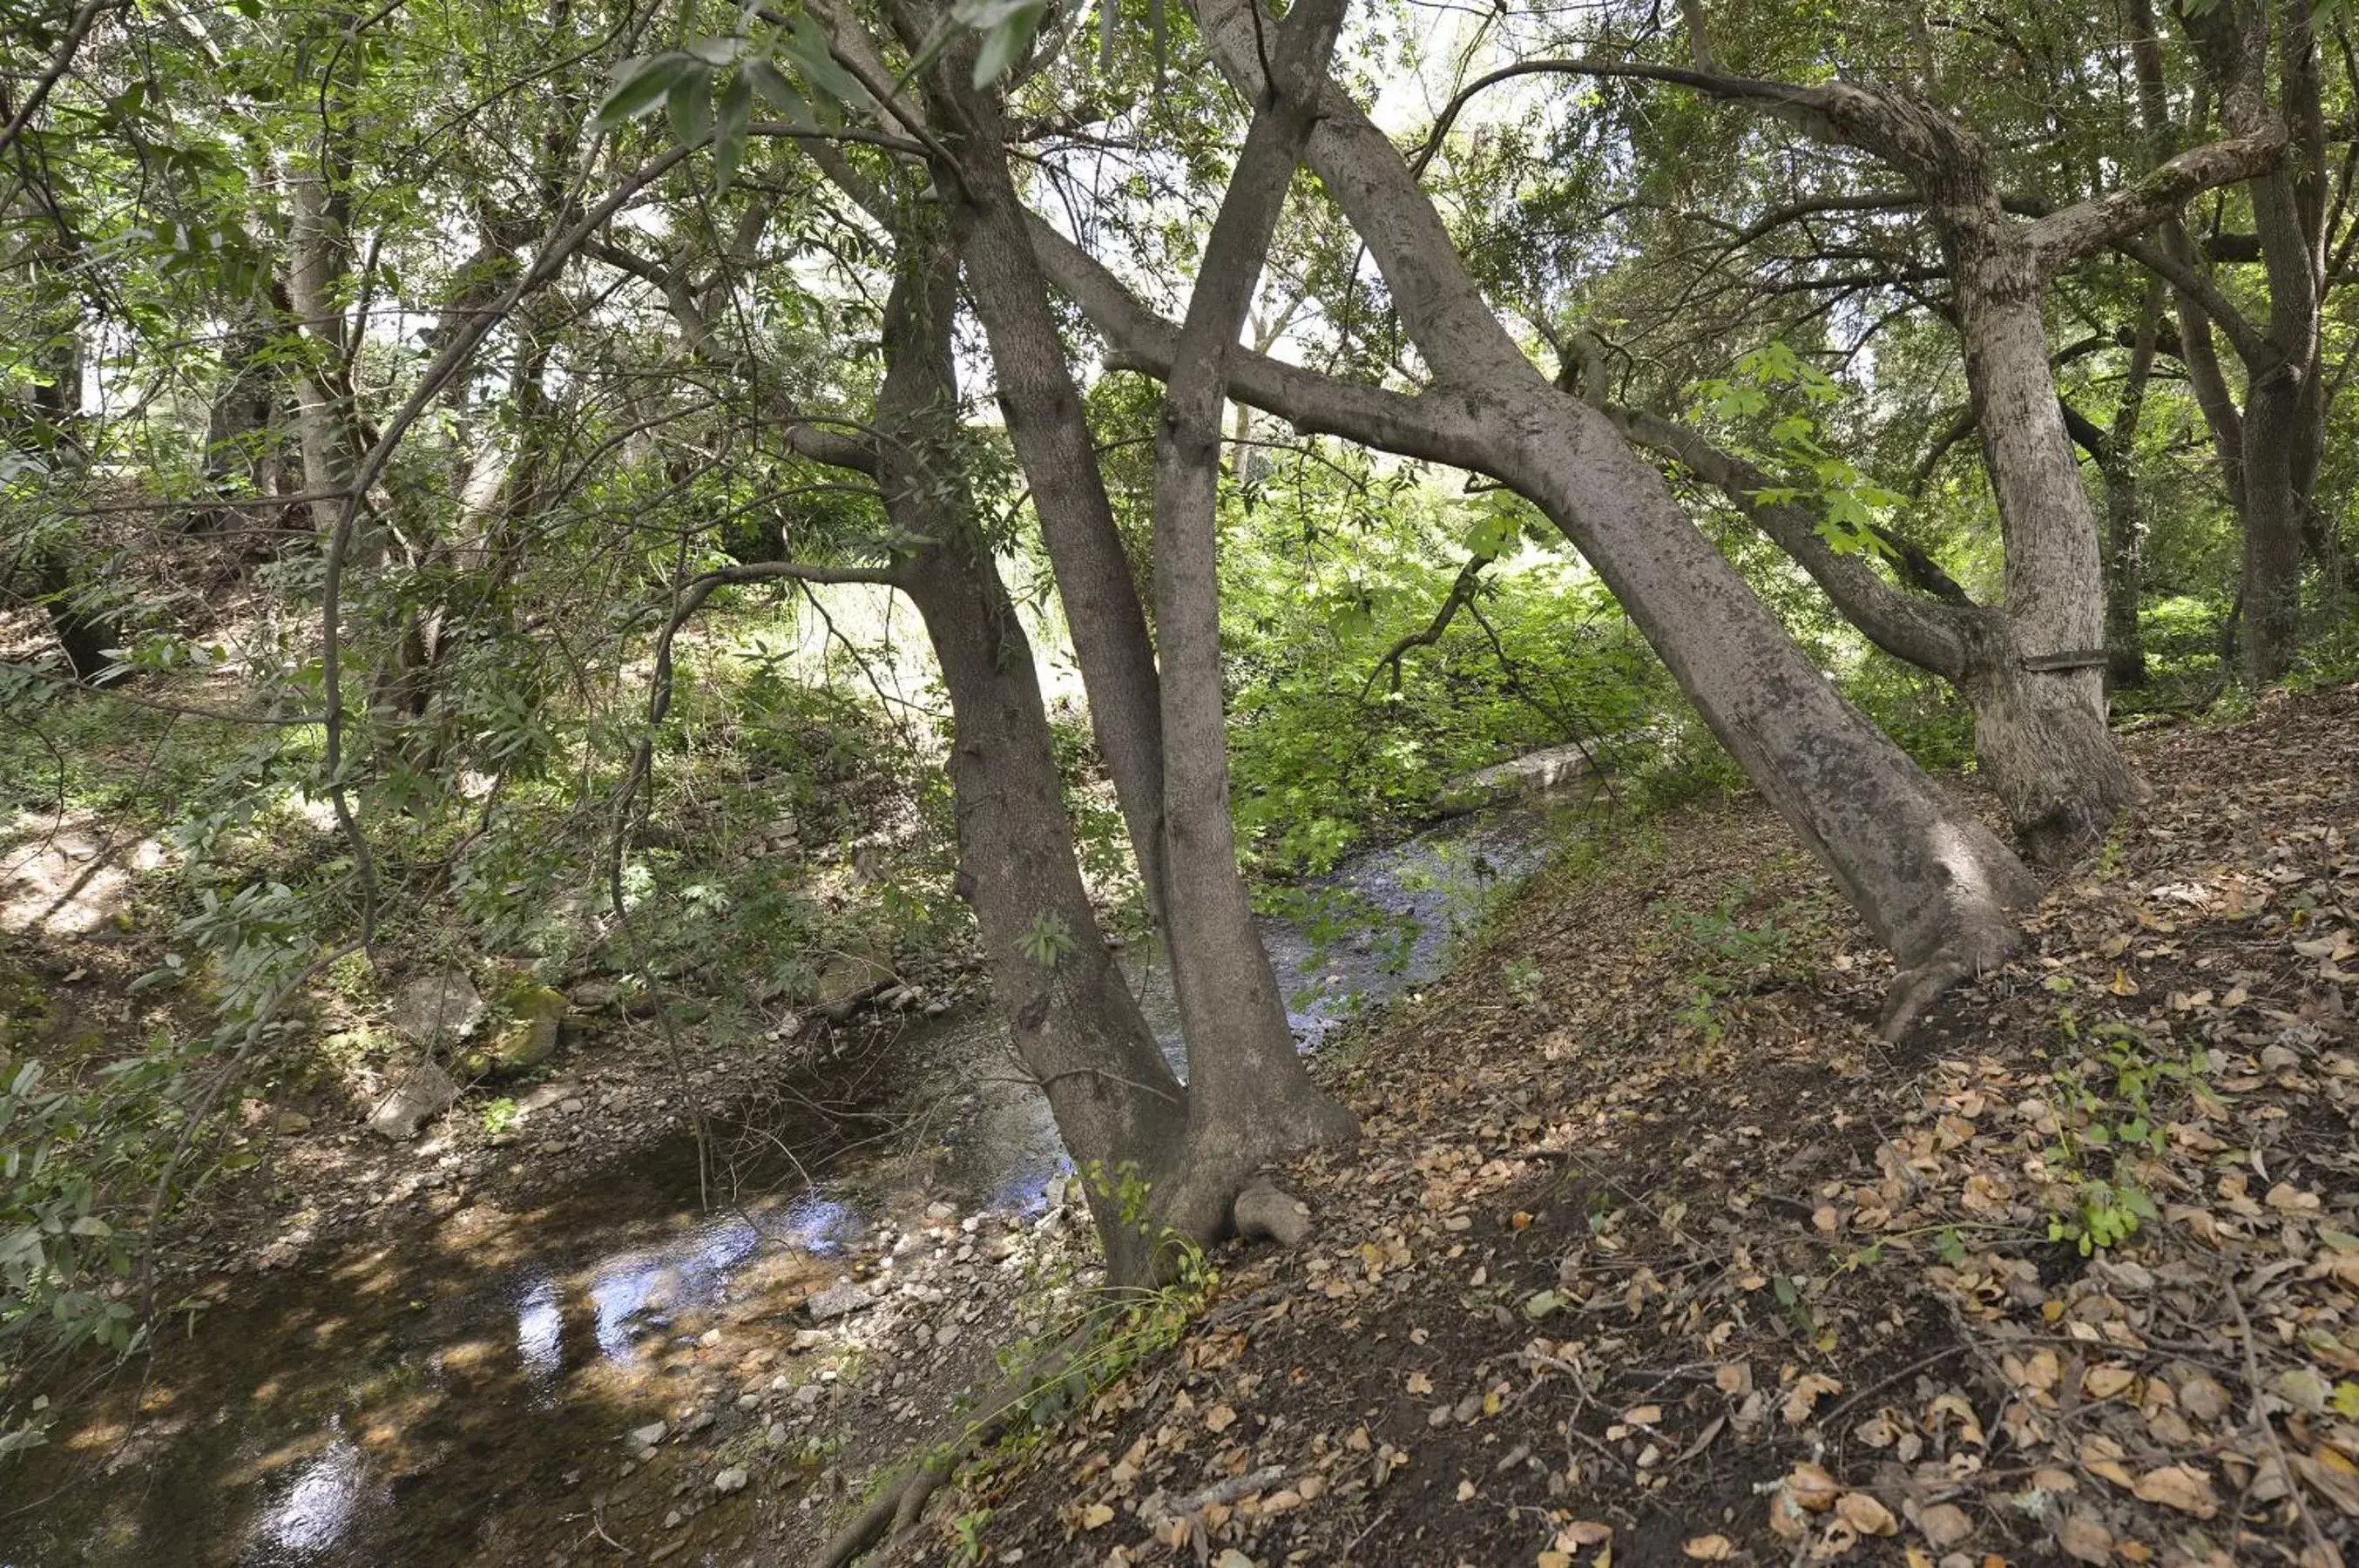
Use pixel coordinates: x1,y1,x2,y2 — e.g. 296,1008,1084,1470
1783,1372,1842,1426
2131,1464,2219,1517
2057,1512,2112,1564
1682,1535,1734,1560
1080,1502,1115,1530
1203,1403,1237,1434
1406,1371,1433,1396
1788,1462,1841,1511
2084,1364,2136,1400
1835,1491,1898,1535
1915,1502,1972,1547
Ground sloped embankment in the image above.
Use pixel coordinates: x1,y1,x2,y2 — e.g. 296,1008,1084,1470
936,687,2358,1567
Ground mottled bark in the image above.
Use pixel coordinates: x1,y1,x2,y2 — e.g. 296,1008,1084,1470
929,78,1173,924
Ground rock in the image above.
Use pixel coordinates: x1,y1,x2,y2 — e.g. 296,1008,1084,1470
1433,742,1598,813
925,1201,956,1223
368,1059,458,1140
792,1383,823,1408
713,1467,747,1494
558,1098,585,1115
390,967,484,1048
1234,1179,1314,1247
807,1282,875,1321
812,941,896,1019
465,984,566,1078
628,1421,668,1447
935,1322,961,1348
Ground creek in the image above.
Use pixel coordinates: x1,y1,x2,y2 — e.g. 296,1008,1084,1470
0,797,1583,1567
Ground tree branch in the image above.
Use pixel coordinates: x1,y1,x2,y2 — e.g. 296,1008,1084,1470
1610,406,1976,678
2031,132,2288,273
1362,555,1489,697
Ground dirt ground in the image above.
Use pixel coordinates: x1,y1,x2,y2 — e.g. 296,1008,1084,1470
923,686,2359,1568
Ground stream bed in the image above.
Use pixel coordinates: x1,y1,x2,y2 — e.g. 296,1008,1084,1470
0,798,1584,1567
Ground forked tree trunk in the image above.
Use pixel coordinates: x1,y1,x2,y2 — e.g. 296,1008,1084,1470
1943,230,2149,856
876,235,1189,1285
931,61,1356,1244
1139,0,1359,1247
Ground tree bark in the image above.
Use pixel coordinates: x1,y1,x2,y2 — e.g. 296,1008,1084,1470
1140,0,1358,1246
929,79,1174,926
2101,285,2163,687
1147,0,2039,1027
875,233,1189,1286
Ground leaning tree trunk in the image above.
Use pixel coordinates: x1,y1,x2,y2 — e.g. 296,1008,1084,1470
1498,391,2037,1022
1180,0,2038,1026
880,233,1188,1286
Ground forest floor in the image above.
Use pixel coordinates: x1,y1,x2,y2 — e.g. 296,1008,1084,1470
924,685,2359,1568
4,687,2355,1568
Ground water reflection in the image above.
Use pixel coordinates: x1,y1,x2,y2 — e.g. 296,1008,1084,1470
245,1423,380,1565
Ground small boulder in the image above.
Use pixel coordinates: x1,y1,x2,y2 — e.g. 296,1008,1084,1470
463,984,567,1079
807,1282,875,1321
627,1421,668,1448
1234,1179,1314,1247
391,967,484,1048
368,1059,458,1140
713,1467,748,1495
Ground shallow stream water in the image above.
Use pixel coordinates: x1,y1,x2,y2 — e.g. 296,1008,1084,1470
0,798,1582,1567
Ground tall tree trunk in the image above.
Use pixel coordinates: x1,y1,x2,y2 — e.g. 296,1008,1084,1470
933,83,1173,925
1139,0,1358,1247
1940,220,2148,856
879,232,1188,1284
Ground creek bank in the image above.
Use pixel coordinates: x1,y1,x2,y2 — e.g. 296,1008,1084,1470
943,687,2359,1568
3,800,1588,1565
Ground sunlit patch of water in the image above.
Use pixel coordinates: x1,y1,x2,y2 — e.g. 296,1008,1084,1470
244,1420,382,1565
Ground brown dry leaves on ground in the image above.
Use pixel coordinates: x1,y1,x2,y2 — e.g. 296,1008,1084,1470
924,687,2359,1568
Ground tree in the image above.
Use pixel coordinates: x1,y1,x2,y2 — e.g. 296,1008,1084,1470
1021,0,2041,1028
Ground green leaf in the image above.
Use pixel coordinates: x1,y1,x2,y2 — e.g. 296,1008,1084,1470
713,71,754,194
1936,1227,1966,1265
742,57,808,119
784,15,871,110
966,0,1046,86
594,52,695,130
683,35,745,66
669,69,714,148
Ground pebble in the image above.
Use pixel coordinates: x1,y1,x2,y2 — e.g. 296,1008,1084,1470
628,1422,668,1447
935,1322,961,1348
713,1467,748,1494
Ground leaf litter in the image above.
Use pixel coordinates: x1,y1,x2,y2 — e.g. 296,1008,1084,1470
936,687,2359,1567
